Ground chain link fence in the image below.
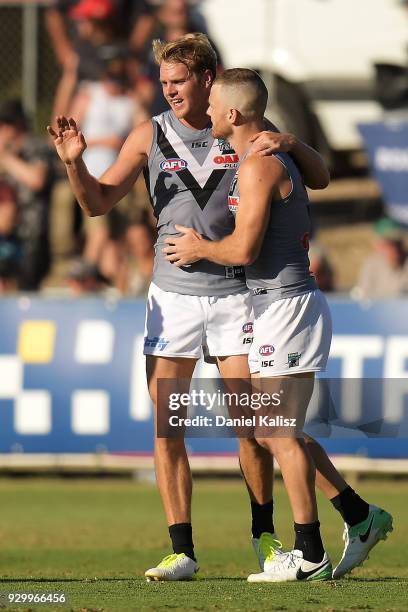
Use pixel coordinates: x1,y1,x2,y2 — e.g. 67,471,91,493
0,1,59,133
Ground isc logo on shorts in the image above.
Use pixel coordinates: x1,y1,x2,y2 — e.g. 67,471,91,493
160,158,188,172
259,344,275,356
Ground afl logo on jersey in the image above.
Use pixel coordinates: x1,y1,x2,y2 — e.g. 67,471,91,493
160,158,188,172
259,345,275,356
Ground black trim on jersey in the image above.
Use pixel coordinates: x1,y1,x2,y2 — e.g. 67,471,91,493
156,124,227,210
143,166,157,218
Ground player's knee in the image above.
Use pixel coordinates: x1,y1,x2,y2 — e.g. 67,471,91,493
253,436,272,452
259,436,296,457
238,437,261,452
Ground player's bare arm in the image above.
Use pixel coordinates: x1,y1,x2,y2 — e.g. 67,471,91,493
47,116,152,216
251,128,330,190
163,156,284,267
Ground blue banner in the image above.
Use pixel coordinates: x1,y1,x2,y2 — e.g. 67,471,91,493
359,121,408,225
0,297,407,458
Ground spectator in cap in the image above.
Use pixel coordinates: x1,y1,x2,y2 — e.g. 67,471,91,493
66,257,108,295
354,217,408,299
45,0,155,78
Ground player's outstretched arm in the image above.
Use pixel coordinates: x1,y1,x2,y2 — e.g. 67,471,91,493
47,117,152,216
163,156,282,267
250,128,330,190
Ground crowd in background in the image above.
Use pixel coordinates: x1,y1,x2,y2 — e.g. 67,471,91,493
0,0,407,298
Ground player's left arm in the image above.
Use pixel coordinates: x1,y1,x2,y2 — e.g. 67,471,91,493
163,156,282,267
251,124,330,190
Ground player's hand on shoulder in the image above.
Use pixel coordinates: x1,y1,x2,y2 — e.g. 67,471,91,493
250,130,297,156
47,116,86,164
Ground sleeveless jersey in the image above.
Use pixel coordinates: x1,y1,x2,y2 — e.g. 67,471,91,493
228,152,317,299
144,110,246,296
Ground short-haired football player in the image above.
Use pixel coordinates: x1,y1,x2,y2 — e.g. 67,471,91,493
163,68,393,581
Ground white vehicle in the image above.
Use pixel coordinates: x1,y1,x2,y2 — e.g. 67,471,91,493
199,0,408,162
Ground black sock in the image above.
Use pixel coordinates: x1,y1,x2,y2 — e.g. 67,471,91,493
251,500,275,539
294,521,325,563
330,486,369,527
168,523,196,561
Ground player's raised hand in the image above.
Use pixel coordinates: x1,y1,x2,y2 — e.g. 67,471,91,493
250,131,297,156
47,116,86,164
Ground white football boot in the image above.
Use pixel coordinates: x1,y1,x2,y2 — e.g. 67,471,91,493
332,505,393,579
145,553,198,581
247,549,332,582
252,532,285,571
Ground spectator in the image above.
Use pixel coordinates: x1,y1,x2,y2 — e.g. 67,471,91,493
55,52,150,289
145,0,223,115
124,207,155,295
0,182,20,294
69,0,122,83
0,101,54,291
45,0,155,78
354,217,408,299
309,241,335,292
66,257,110,295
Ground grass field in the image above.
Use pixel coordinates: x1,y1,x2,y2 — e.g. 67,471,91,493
0,477,406,611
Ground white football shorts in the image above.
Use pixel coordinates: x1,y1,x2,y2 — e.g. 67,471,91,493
248,289,332,376
144,282,254,359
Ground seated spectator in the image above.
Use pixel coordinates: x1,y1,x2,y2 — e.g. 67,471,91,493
66,257,109,295
0,182,18,237
0,101,54,291
124,204,155,296
309,241,335,292
354,218,408,299
0,182,21,294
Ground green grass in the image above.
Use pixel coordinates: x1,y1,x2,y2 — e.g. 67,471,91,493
0,477,406,611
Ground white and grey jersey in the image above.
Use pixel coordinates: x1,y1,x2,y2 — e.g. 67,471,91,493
144,110,246,296
228,152,317,300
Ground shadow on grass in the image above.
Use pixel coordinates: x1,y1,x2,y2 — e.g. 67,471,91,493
0,576,247,585
341,577,407,583
1,576,406,585
0,577,137,583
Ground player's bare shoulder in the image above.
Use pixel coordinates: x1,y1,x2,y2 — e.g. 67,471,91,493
121,119,154,158
239,153,285,187
100,119,154,186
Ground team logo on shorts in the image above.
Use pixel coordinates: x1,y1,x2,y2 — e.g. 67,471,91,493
259,344,275,356
242,322,253,334
288,352,301,367
216,139,234,153
160,158,188,172
144,336,169,351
